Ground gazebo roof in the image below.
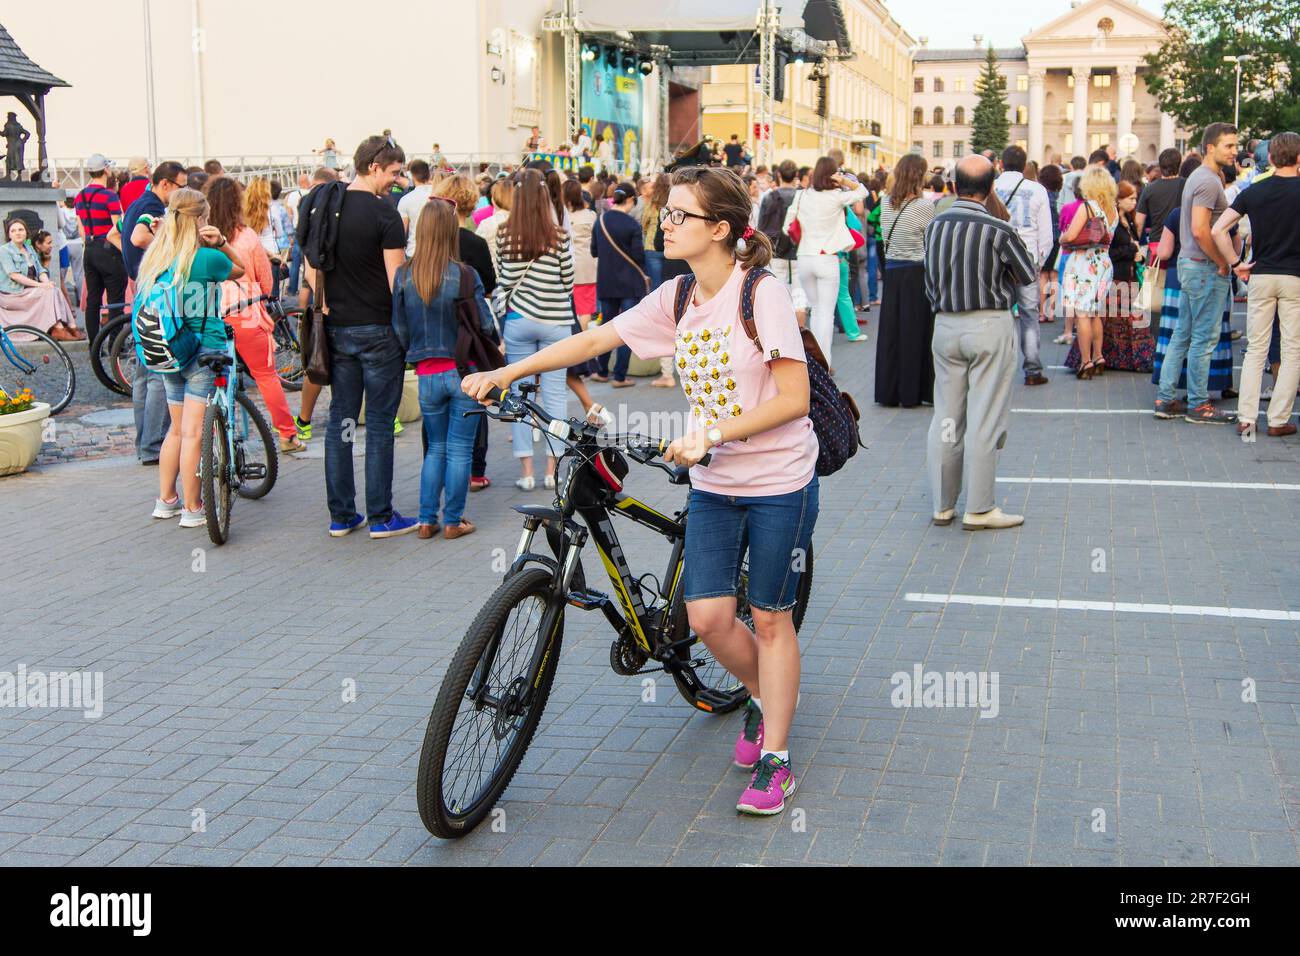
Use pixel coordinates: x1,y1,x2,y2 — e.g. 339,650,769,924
0,23,69,93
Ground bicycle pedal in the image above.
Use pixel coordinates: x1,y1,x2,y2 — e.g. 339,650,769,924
566,589,609,610
242,463,267,481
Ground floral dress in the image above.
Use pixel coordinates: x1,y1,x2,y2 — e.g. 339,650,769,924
1060,201,1116,316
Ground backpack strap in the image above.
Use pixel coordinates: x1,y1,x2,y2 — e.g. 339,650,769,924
737,267,772,353
672,274,696,325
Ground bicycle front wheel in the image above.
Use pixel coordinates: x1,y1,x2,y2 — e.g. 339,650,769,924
200,401,233,545
4,326,75,414
417,567,564,839
233,391,278,500
273,312,305,392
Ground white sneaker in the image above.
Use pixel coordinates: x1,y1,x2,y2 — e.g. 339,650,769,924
1261,386,1274,400
544,474,556,490
1052,333,1071,345
515,475,536,491
961,507,1024,531
179,506,206,528
152,497,182,519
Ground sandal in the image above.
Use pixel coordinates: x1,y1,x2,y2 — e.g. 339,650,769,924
279,436,308,454
1092,358,1105,376
1075,361,1094,380
651,376,676,387
469,476,491,492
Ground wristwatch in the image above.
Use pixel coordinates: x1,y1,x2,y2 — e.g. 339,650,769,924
217,234,227,248
706,426,723,447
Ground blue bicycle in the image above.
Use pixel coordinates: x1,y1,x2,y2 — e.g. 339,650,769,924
0,324,75,414
196,295,279,545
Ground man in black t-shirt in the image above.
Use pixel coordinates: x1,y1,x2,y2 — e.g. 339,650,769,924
303,134,414,538
1213,131,1300,436
1135,148,1184,243
723,134,745,170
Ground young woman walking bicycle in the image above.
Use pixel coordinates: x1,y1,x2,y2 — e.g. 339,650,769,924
463,166,819,815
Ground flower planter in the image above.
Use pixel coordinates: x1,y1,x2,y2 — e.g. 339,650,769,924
358,369,421,425
0,401,50,476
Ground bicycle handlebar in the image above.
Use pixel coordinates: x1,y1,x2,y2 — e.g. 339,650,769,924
476,385,710,470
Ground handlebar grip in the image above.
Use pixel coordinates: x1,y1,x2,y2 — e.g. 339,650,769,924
699,452,711,467
485,386,505,404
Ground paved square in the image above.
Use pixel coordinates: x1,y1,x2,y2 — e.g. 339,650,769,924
1,306,1297,866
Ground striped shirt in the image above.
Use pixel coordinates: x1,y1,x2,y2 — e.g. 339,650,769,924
74,184,122,239
923,199,1036,314
493,232,575,323
878,195,937,262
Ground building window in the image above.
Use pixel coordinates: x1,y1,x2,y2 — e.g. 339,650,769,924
1091,101,1112,121
1066,102,1074,122
933,141,943,158
914,76,924,93
1093,73,1111,88
953,106,965,125
933,106,944,125
1064,133,1073,155
1067,73,1075,88
1091,133,1108,151
1015,105,1028,124
1015,139,1027,151
954,77,966,93
996,74,1007,90
1016,74,1028,92
913,106,924,126
912,141,923,153
933,77,944,93
953,141,965,157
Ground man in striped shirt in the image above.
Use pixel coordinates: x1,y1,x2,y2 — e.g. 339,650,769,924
923,154,1036,532
73,153,127,342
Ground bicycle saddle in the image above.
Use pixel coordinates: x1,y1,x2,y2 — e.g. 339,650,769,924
197,352,234,371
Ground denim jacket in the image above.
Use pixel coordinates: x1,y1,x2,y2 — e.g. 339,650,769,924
391,261,497,364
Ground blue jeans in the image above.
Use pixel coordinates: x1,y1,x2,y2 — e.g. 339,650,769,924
644,251,666,291
597,297,638,381
866,241,879,301
133,370,168,461
417,370,478,526
287,243,303,295
1159,259,1230,408
325,324,406,524
502,316,571,459
683,477,819,612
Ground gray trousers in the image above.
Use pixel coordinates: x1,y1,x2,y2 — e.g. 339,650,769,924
927,310,1017,515
1014,281,1043,376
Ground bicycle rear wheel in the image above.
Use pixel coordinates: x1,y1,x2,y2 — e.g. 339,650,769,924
89,315,130,396
273,311,305,392
200,402,233,545
110,322,136,393
233,391,278,500
4,326,75,414
417,567,563,838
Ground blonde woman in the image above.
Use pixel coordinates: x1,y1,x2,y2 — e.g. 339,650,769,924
1061,168,1118,379
315,138,339,169
242,177,276,259
135,188,246,525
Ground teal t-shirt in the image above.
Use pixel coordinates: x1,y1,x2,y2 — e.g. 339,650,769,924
181,247,233,351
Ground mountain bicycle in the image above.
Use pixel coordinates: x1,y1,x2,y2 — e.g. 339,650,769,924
195,295,280,545
0,324,75,414
416,384,814,839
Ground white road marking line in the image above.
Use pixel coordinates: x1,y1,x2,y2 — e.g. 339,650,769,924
1011,408,1296,418
997,477,1300,491
904,592,1300,622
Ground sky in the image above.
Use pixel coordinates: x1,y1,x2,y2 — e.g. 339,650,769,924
893,0,1166,50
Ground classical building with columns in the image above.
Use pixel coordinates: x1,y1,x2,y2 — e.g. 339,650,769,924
912,0,1186,169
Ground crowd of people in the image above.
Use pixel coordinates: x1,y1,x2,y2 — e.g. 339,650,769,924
4,115,1296,817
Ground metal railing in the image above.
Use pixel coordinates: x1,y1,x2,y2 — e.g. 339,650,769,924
47,153,543,192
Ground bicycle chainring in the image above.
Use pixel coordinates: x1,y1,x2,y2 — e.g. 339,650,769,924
609,627,649,676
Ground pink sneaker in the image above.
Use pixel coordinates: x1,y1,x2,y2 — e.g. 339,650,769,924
736,753,796,815
733,699,764,768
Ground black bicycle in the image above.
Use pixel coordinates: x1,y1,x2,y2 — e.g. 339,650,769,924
89,307,132,396
416,385,813,839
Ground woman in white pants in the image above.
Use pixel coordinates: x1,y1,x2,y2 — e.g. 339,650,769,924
784,157,867,367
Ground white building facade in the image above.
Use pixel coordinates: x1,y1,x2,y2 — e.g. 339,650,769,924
910,0,1185,169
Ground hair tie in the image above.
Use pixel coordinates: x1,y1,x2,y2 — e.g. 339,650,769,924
742,226,754,240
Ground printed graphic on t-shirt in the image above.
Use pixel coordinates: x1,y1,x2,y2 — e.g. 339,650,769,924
676,325,742,428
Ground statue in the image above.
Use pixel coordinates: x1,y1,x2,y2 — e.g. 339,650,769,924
2,112,30,180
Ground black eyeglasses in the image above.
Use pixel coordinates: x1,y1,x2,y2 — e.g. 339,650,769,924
659,206,714,226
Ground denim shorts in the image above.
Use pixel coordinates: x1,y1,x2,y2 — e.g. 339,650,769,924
160,354,218,405
682,477,819,612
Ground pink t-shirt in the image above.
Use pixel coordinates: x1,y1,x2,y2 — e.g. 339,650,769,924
613,264,818,497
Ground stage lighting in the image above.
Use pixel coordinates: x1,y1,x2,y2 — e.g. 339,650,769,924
638,59,654,76
622,51,637,75
604,45,618,69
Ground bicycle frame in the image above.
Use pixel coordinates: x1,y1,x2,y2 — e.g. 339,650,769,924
0,327,38,375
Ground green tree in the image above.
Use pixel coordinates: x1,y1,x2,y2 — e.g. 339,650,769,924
1145,0,1300,142
970,46,1010,156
